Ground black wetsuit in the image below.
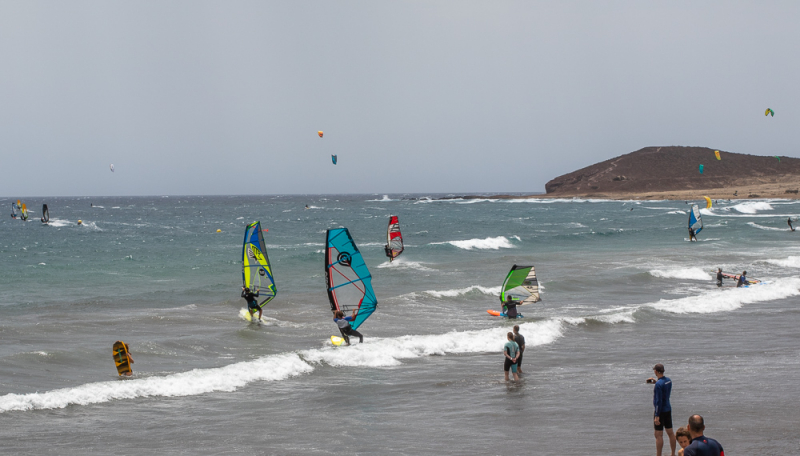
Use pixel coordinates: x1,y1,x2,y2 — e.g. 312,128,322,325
384,245,392,259
335,316,363,344
514,332,525,369
716,271,723,287
789,218,795,232
241,289,260,311
689,228,696,241
504,300,519,318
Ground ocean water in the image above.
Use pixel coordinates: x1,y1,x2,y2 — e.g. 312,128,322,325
1,195,799,455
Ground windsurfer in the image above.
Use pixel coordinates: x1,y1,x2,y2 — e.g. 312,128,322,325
715,268,723,287
384,244,393,260
789,218,795,232
688,227,697,242
241,287,262,321
502,295,519,318
736,271,748,288
334,309,363,345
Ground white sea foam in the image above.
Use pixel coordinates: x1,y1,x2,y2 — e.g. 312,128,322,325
764,256,800,268
732,201,774,214
747,222,787,232
366,195,395,202
432,236,515,250
301,319,565,368
0,321,565,413
648,267,711,280
649,277,800,314
667,210,686,215
421,285,501,298
47,219,71,227
0,353,313,413
376,259,434,271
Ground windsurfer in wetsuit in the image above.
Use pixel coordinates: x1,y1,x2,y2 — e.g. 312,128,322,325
688,226,697,242
789,218,795,232
716,268,724,287
503,295,519,318
334,309,363,345
241,286,262,321
736,271,748,288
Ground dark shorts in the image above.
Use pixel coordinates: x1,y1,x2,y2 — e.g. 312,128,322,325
516,351,523,367
654,411,673,431
247,301,259,310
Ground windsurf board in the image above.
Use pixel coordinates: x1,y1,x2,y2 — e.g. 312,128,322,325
330,336,345,346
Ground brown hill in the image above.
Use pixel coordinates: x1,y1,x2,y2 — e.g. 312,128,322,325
544,146,800,198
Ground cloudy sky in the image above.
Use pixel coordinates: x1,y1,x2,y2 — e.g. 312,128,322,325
1,1,798,197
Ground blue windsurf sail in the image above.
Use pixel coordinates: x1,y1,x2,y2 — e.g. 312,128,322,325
325,228,377,330
689,204,703,235
331,154,338,165
242,221,277,308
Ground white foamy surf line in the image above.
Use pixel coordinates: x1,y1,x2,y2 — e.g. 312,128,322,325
431,236,516,250
732,201,773,214
0,320,565,413
0,354,312,413
747,222,788,232
764,256,800,268
648,267,711,280
421,285,501,298
376,260,434,271
649,277,800,314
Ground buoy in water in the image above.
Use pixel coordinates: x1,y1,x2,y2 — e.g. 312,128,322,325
216,229,221,233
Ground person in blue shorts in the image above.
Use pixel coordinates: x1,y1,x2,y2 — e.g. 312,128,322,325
647,363,675,456
503,332,519,381
683,415,724,456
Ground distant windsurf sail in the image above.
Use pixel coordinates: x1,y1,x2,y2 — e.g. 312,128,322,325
241,221,276,308
331,154,338,165
42,204,49,223
689,204,703,235
499,264,541,305
10,202,19,218
20,203,28,221
325,228,377,330
385,216,404,261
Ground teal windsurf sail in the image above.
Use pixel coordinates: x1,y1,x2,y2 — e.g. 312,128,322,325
499,264,541,305
689,204,703,235
242,221,277,308
325,228,377,330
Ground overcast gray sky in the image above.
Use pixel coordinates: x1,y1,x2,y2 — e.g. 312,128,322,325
2,1,798,197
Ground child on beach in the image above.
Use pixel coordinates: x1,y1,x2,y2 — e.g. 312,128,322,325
676,426,691,456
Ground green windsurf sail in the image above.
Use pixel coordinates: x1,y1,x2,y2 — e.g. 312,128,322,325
499,264,541,305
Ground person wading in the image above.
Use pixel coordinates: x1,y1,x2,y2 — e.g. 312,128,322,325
646,363,675,456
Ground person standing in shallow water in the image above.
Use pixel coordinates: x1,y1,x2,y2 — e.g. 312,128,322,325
646,363,675,456
736,271,748,288
503,332,520,381
513,325,526,374
715,268,724,287
788,218,795,232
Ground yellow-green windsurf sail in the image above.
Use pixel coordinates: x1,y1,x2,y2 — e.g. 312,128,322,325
242,221,276,308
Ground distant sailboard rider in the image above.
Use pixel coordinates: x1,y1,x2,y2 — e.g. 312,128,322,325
688,227,697,242
241,287,262,321
716,268,723,287
789,218,795,232
334,309,363,345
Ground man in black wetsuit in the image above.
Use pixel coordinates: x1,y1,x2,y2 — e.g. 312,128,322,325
241,287,262,321
736,271,748,288
715,268,724,287
503,295,519,318
688,227,697,242
683,415,724,456
789,218,795,232
513,325,526,374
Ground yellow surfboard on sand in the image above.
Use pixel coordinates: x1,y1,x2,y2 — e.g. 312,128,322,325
330,336,345,346
112,340,132,376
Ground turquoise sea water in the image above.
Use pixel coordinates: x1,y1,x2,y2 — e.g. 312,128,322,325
1,195,799,454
